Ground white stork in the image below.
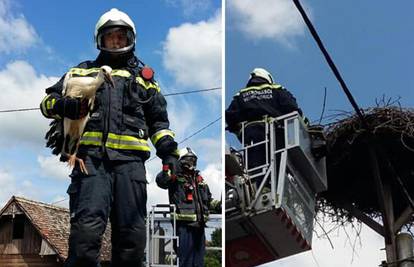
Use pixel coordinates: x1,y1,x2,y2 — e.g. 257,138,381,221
61,65,113,174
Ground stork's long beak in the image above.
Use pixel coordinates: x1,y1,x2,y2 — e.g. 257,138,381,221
105,73,115,87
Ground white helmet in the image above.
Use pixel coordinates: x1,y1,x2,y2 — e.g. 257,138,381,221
249,68,274,84
179,147,198,170
95,8,136,54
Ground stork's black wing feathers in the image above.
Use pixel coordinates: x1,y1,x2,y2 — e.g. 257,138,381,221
45,119,65,160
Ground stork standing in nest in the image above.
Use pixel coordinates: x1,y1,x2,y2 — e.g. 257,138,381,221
61,65,113,173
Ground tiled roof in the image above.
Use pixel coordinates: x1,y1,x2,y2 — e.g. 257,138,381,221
0,196,111,261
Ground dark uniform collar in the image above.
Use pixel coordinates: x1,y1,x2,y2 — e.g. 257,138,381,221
246,77,271,87
96,51,139,73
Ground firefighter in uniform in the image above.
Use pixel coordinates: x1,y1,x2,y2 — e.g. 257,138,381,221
40,8,178,267
156,147,214,267
225,68,303,189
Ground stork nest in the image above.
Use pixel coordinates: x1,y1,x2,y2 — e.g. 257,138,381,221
317,105,414,225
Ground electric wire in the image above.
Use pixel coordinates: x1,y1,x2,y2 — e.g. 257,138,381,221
0,87,221,114
147,116,221,162
51,198,68,205
292,0,367,127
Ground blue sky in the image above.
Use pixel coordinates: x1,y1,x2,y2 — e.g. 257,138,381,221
226,0,413,266
0,0,222,210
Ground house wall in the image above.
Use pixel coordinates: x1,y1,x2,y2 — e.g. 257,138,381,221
0,215,42,254
0,254,63,267
0,212,111,267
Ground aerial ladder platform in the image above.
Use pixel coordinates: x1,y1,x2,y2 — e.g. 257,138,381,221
225,111,327,266
146,204,222,266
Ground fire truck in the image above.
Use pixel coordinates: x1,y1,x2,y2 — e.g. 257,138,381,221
225,111,327,266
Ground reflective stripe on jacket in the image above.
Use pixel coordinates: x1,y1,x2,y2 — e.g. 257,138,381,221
41,56,177,161
225,79,303,134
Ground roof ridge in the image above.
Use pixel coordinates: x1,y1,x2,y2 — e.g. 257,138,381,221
13,196,68,212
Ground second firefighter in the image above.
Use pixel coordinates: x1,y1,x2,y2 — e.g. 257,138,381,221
156,147,217,267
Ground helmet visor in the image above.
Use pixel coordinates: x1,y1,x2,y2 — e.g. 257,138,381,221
97,27,135,54
180,156,197,170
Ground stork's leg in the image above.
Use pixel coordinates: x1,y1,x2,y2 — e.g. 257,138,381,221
67,154,89,175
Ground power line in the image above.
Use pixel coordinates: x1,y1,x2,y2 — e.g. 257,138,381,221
51,198,68,205
178,117,221,144
0,87,221,114
147,116,221,162
0,107,40,113
164,87,221,96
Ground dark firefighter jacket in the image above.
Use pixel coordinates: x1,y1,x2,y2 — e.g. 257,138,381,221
225,77,303,134
40,53,178,162
156,169,212,226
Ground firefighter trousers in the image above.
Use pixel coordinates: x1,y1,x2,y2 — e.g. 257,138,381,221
174,223,206,267
64,155,147,267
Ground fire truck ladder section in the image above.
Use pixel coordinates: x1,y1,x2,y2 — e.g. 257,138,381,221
225,111,327,266
146,204,222,267
146,204,179,267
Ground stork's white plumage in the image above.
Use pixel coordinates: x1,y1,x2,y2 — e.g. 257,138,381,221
62,65,113,173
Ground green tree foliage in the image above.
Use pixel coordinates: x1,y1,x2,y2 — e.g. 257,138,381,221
205,228,221,267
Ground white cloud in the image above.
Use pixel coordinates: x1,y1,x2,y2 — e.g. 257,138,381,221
0,0,38,53
192,137,221,165
164,0,213,17
145,154,171,209
37,155,71,180
228,0,306,43
200,163,221,201
0,169,38,206
166,95,197,141
162,10,222,90
0,60,59,148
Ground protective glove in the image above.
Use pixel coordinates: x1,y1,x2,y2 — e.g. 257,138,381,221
156,170,174,189
53,97,89,120
162,155,178,177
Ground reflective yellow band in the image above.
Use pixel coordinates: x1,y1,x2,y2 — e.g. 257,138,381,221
136,77,160,92
80,132,150,151
151,129,175,145
69,68,102,76
106,133,150,151
79,131,103,146
238,83,282,94
111,69,131,77
173,213,209,222
82,132,103,138
40,95,50,114
69,68,131,78
174,213,196,221
41,95,60,119
172,149,180,157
